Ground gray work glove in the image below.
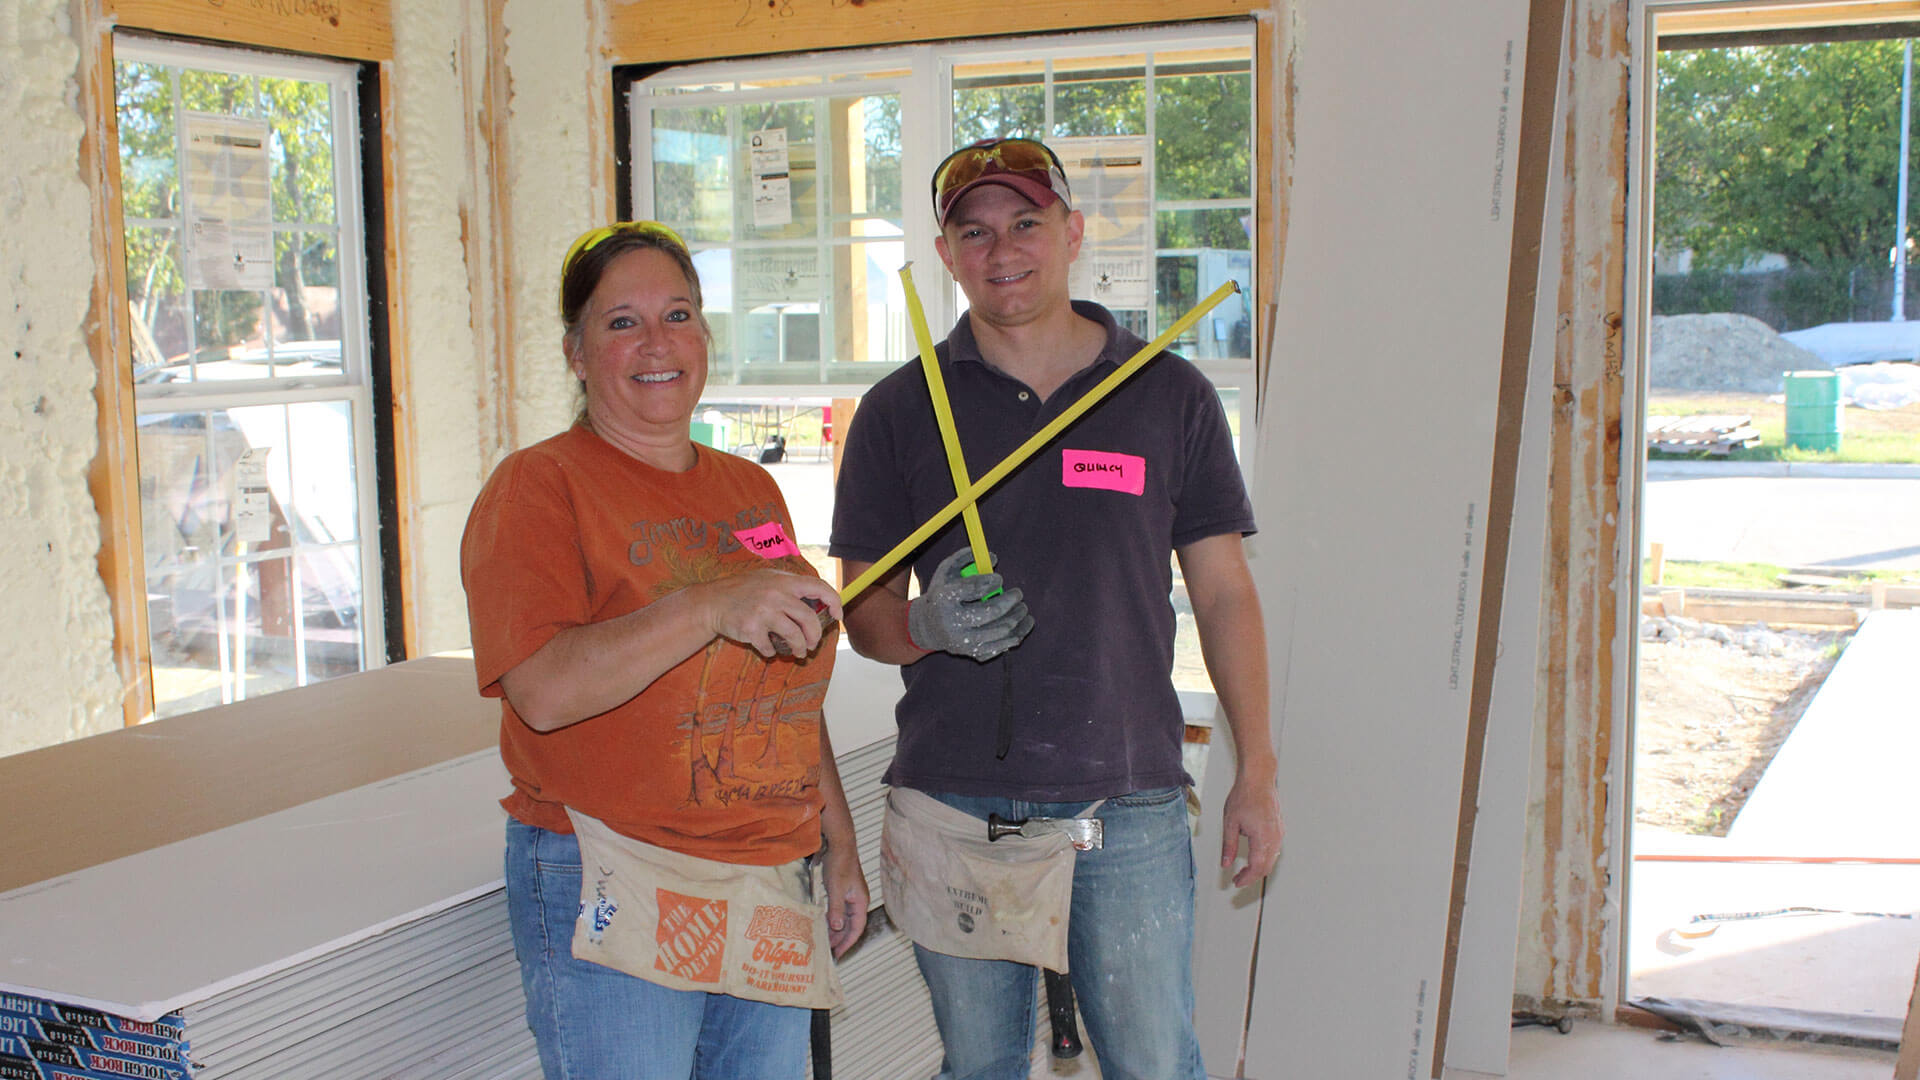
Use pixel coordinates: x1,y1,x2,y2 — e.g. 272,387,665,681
907,548,1034,662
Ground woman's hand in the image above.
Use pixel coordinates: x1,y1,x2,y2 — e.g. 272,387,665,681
822,840,871,957
699,570,844,658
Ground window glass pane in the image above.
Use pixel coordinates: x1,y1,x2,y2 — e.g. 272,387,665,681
1053,55,1146,137
186,287,269,383
225,557,301,704
269,231,343,377
830,92,902,226
692,399,836,579
137,398,366,720
1156,68,1254,201
1157,208,1252,251
653,105,732,243
115,61,178,220
1157,251,1253,362
262,76,336,224
126,226,192,384
179,68,255,116
953,61,1045,144
300,545,365,679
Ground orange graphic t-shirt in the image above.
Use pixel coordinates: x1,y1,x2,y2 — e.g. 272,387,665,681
461,426,837,866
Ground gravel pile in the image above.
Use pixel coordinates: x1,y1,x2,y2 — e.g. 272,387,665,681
1640,614,1830,665
1648,313,1828,393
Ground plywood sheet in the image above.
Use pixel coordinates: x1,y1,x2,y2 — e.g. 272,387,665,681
1201,1,1547,1075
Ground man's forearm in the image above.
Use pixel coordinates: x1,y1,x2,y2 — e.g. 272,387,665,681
840,560,933,666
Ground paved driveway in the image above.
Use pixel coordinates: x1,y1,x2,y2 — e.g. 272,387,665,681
1640,463,1920,570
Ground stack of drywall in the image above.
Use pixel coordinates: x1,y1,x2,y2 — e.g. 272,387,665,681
1,891,536,1080
0,751,541,1079
0,652,930,1080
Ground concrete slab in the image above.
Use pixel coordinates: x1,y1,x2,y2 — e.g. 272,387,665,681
1728,610,1920,855
1627,845,1920,1023
1442,1020,1897,1080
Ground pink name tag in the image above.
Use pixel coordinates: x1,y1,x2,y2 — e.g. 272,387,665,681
1061,449,1146,496
735,521,801,559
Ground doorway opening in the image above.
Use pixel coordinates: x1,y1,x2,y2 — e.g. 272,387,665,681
1626,2,1920,1044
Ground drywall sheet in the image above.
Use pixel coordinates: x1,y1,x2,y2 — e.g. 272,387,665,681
0,751,510,1021
1196,1,1546,1075
0,655,498,893
1441,76,1566,1073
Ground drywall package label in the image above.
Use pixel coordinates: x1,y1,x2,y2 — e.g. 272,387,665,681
751,129,793,229
183,113,273,291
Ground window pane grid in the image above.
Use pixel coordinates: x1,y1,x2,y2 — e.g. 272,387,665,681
118,35,381,719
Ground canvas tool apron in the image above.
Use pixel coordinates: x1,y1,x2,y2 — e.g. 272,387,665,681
565,808,843,1009
881,787,1097,973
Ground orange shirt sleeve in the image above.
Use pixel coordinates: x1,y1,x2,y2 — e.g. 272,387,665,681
461,451,592,699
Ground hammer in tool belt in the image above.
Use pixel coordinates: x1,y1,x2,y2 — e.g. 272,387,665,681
988,812,1102,1059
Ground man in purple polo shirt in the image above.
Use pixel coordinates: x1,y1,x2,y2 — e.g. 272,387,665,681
830,136,1282,1080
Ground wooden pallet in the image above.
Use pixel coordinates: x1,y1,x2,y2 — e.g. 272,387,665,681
1645,413,1761,455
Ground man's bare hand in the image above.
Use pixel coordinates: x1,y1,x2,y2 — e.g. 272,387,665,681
1220,774,1283,888
823,841,871,957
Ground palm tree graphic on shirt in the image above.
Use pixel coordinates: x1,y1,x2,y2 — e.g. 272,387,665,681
647,540,829,807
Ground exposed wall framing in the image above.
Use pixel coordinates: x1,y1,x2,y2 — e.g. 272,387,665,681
76,2,152,728
1524,0,1629,1013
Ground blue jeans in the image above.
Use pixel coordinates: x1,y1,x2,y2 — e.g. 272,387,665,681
911,787,1204,1080
504,819,811,1080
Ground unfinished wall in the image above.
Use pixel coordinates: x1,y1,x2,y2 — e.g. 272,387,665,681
1517,0,1631,1013
498,0,602,445
0,1,124,755
388,0,494,654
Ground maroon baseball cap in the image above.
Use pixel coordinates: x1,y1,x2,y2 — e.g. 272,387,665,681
932,138,1074,227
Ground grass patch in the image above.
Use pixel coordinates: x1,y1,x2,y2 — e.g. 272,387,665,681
1647,558,1920,590
1646,391,1920,463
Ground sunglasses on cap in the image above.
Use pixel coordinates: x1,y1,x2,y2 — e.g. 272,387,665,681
930,138,1072,225
563,220,690,275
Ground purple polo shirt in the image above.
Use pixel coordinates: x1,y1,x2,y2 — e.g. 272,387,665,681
829,301,1256,800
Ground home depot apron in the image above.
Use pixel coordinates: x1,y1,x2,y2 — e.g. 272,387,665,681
565,808,843,1009
881,788,1096,973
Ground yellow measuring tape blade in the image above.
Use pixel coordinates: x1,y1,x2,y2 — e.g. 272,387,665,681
839,278,1241,604
901,263,993,576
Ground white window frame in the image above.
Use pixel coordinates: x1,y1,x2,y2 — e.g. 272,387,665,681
115,34,387,711
627,21,1259,420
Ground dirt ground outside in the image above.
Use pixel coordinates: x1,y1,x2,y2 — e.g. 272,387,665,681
1634,616,1852,835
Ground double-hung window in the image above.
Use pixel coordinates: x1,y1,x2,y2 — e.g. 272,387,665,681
115,37,386,720
626,22,1256,692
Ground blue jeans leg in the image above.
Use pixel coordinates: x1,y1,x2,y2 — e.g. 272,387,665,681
912,788,1204,1080
504,819,811,1080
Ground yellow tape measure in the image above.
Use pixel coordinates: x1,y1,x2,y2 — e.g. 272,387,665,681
838,278,1241,604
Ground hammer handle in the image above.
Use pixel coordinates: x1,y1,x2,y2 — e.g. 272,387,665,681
1044,969,1083,1059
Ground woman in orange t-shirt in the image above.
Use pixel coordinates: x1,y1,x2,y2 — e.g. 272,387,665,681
461,222,866,1080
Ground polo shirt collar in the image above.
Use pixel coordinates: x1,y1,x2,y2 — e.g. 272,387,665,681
946,300,1127,371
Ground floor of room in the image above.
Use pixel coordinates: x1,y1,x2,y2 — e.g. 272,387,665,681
1446,1020,1899,1079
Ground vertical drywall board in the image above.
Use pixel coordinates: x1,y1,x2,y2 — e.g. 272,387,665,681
1441,70,1567,1073
1198,1,1542,1076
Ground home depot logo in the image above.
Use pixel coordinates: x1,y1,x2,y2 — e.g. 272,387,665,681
655,890,727,983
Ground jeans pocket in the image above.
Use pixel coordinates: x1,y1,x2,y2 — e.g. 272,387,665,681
1108,785,1184,808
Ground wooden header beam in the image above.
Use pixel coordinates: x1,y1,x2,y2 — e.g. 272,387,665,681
104,0,393,61
1656,1,1920,39
604,0,1258,63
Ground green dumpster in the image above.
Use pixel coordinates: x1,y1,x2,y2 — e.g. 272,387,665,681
1783,370,1842,452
